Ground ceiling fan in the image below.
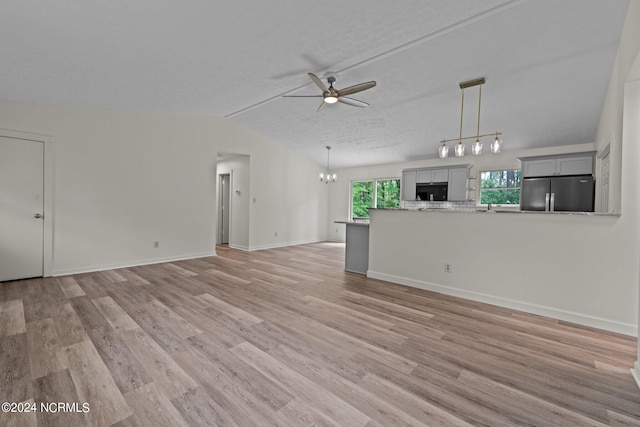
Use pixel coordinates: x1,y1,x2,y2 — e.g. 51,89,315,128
284,73,376,111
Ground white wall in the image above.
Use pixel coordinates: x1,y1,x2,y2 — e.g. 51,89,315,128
595,0,640,214
368,208,635,335
0,102,328,274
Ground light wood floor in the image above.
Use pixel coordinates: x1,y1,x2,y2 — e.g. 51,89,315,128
1,242,639,426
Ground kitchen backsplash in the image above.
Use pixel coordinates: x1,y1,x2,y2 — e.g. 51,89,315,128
403,200,478,210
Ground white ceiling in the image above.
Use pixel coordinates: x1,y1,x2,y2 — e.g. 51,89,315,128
0,0,629,169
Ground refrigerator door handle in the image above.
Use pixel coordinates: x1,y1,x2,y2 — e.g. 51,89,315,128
550,193,555,212
545,193,550,211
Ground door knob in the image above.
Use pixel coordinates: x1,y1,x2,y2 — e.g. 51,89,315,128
34,213,42,219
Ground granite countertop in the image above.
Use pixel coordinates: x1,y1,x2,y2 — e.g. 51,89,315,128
368,207,620,217
334,220,370,226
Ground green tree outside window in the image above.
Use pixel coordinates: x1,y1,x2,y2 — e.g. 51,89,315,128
480,170,521,205
351,179,400,219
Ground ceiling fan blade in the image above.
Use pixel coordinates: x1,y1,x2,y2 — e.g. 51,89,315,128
316,101,326,112
308,73,329,93
336,81,376,97
282,95,323,98
338,97,369,108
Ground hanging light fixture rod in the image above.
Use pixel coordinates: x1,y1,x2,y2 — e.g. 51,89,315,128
440,132,502,145
459,77,485,89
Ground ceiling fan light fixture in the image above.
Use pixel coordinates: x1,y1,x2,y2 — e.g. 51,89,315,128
438,141,449,158
324,95,338,104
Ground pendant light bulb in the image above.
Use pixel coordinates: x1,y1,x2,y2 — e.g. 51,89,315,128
455,141,465,157
438,141,449,158
491,133,502,154
472,139,483,155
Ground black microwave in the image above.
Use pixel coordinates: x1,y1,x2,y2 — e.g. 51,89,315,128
416,182,448,201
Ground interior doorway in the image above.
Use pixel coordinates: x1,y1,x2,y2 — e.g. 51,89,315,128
216,153,250,250
218,173,231,244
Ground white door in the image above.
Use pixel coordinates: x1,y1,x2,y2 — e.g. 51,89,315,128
0,136,44,281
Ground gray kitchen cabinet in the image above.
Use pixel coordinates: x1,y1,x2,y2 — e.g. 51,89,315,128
556,156,594,175
448,167,469,201
402,170,417,201
521,159,557,177
416,168,449,183
520,152,595,177
402,165,469,201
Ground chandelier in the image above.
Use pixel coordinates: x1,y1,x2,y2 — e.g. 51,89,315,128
438,77,503,158
319,146,337,183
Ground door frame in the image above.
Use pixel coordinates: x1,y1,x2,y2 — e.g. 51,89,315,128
217,172,231,244
1,128,54,277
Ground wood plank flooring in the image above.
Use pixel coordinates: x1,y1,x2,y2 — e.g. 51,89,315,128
1,242,639,426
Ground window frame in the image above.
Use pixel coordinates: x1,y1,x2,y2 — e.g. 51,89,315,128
350,177,401,219
478,169,522,207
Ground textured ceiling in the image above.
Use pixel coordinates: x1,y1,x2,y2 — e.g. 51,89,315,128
0,0,629,168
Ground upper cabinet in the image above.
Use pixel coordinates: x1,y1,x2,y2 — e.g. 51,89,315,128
416,168,449,183
401,170,417,201
447,167,469,201
402,165,469,201
520,152,595,177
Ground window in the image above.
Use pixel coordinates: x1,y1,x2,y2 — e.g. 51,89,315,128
351,178,400,219
480,170,521,205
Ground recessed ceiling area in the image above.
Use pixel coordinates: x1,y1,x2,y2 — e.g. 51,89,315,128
0,0,629,169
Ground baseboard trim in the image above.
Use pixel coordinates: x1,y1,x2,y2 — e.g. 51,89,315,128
633,362,640,391
245,239,322,252
52,251,216,276
367,270,637,336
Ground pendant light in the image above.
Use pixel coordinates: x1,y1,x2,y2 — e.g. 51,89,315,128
491,132,502,153
438,77,503,158
319,146,337,183
438,140,449,158
455,85,465,157
472,83,483,155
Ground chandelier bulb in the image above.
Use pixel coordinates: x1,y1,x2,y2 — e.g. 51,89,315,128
320,146,337,183
455,141,465,157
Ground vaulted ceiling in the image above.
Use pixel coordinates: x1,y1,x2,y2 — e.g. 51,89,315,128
0,1,629,168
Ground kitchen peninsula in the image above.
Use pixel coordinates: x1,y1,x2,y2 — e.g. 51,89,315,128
334,220,369,274
364,207,632,335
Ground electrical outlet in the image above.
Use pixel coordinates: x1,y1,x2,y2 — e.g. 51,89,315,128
444,263,452,273
154,241,160,248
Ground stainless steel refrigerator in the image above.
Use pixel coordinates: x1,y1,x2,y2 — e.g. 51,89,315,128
521,175,594,212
